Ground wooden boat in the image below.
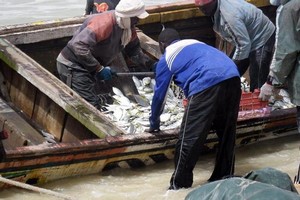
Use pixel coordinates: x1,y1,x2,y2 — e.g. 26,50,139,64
0,0,298,188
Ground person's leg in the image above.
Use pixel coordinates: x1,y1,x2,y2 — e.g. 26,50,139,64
71,69,102,109
57,61,101,109
249,33,275,92
169,85,221,190
209,77,241,181
56,61,71,85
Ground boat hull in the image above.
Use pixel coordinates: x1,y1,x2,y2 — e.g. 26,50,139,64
0,0,298,187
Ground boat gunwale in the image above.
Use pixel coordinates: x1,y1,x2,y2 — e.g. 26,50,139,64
0,0,271,35
2,107,296,158
0,37,126,138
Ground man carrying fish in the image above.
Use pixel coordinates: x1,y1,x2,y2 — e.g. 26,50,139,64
148,28,241,190
56,0,149,110
194,0,275,93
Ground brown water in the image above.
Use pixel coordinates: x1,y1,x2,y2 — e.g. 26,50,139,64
0,134,299,200
0,0,182,26
0,1,299,199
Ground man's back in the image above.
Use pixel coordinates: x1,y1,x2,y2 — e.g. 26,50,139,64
157,39,240,97
214,0,275,60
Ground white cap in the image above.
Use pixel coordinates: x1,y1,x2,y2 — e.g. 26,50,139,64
115,0,149,19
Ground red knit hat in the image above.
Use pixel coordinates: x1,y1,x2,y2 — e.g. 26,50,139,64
195,0,214,6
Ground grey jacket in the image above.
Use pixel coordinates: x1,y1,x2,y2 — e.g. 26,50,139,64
272,0,300,105
213,0,275,60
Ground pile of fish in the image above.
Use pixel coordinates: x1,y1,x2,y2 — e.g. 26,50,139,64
102,76,295,134
103,76,184,134
268,89,296,110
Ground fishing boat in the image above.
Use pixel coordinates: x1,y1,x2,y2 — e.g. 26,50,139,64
0,0,298,188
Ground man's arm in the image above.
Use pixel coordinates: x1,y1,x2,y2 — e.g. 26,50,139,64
149,59,173,131
68,16,113,72
224,16,252,61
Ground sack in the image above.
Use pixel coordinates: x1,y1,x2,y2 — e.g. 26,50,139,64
185,168,300,200
185,177,300,200
244,167,298,193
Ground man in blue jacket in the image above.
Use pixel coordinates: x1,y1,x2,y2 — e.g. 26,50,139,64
148,28,241,190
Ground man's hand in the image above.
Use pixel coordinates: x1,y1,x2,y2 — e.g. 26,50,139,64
259,83,274,101
145,127,160,134
95,67,112,81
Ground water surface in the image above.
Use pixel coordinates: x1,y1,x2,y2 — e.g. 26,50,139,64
0,134,299,200
0,0,184,26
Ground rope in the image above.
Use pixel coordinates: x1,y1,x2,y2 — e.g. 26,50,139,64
0,176,75,200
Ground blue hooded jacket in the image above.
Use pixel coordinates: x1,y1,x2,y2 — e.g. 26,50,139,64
150,39,240,129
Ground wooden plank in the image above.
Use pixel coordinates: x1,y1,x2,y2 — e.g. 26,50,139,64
137,31,161,60
160,8,203,23
0,97,46,150
61,115,97,142
0,38,125,138
0,62,13,102
0,25,79,46
9,72,36,119
0,1,272,45
32,91,65,141
0,68,10,103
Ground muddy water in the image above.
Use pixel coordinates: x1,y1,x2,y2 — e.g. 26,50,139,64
0,0,183,26
0,134,299,200
0,1,299,199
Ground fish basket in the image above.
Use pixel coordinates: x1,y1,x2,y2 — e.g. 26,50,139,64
239,89,269,111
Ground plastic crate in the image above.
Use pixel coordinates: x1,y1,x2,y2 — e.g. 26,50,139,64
239,89,269,111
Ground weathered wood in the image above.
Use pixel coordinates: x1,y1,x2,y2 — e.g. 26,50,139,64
0,0,297,189
32,91,66,141
0,97,46,150
0,0,272,45
0,39,125,138
137,31,161,60
61,114,97,142
8,70,36,119
0,24,79,46
0,175,75,200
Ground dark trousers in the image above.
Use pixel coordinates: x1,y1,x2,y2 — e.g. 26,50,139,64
248,34,275,91
169,77,241,189
231,33,275,92
57,61,101,109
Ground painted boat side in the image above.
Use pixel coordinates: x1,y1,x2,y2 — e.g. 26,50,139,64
0,0,297,187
